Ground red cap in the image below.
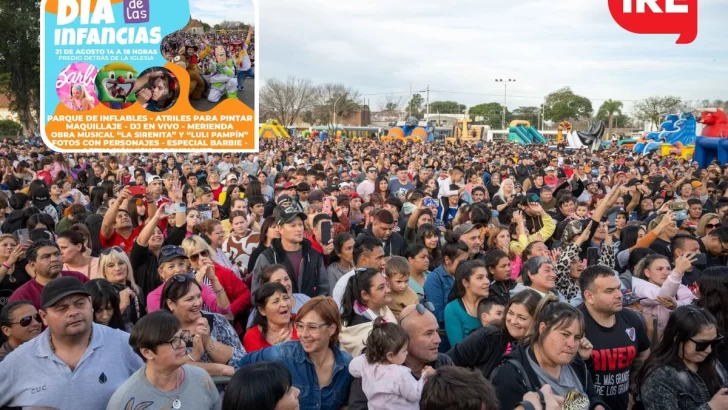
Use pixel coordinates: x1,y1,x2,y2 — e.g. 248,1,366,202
349,192,359,199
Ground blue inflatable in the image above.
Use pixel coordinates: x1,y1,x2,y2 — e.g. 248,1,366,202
633,112,697,155
694,136,728,167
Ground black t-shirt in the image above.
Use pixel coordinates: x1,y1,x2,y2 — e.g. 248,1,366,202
699,238,728,268
0,260,31,310
580,305,650,410
648,238,671,258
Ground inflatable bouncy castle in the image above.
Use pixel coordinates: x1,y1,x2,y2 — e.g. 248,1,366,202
633,112,697,156
259,120,291,139
507,120,547,145
561,121,606,151
383,117,434,143
694,108,728,167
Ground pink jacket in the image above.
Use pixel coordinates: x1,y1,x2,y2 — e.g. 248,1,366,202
146,281,231,314
348,355,424,410
632,272,695,331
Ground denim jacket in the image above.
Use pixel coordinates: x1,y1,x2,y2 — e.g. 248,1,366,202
423,265,454,329
237,340,353,410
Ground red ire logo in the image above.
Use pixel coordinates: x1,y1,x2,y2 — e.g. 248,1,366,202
608,0,697,44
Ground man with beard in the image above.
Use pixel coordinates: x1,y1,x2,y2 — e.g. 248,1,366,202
0,276,142,409
579,265,650,410
9,240,89,309
348,304,453,409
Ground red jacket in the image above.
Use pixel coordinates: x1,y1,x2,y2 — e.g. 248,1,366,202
213,263,251,317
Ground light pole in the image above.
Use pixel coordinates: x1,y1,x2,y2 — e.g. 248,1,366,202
495,79,515,129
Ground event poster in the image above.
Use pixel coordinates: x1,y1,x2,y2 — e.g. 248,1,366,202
40,0,257,152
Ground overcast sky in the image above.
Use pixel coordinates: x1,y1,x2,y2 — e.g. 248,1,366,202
261,0,727,114
190,0,254,26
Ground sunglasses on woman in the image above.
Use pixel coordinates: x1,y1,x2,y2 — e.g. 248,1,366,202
691,335,724,352
189,249,210,263
172,272,195,283
100,246,124,255
160,245,185,258
12,314,42,327
706,223,722,230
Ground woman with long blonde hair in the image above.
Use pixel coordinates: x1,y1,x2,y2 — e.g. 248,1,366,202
97,247,144,331
65,84,94,111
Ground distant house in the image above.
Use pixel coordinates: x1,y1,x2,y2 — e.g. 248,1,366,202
183,18,204,34
0,94,18,122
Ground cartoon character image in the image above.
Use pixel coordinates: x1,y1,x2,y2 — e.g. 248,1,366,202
172,46,206,100
206,43,238,103
95,63,138,109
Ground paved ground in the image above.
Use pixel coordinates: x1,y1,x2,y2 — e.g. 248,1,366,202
190,77,254,112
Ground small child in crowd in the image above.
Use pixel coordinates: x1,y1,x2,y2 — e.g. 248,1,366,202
349,317,436,410
478,297,505,327
384,256,419,320
575,201,590,219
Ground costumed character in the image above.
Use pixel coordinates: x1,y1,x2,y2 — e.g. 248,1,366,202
207,43,238,103
699,109,728,138
171,46,205,100
95,63,137,109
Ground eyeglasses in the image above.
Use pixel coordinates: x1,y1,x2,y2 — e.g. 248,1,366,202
691,335,724,352
167,332,188,350
11,313,42,327
706,223,722,230
100,246,124,255
160,245,186,258
172,272,195,283
399,302,435,323
189,249,210,262
293,322,330,334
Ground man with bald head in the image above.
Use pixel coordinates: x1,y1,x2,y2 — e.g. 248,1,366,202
347,304,453,409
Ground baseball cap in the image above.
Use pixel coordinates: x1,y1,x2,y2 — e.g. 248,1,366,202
545,166,555,172
32,187,51,208
277,195,293,208
149,175,163,183
453,223,477,236
226,174,238,182
276,207,307,225
158,245,188,265
196,185,213,197
587,177,600,186
339,182,351,189
308,190,325,202
41,276,91,309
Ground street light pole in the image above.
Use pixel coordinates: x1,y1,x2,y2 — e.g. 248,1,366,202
495,79,515,130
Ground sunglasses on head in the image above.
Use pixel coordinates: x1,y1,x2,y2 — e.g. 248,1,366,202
172,272,195,283
399,301,435,323
160,245,185,257
691,335,724,352
100,246,124,255
189,249,210,262
12,313,41,327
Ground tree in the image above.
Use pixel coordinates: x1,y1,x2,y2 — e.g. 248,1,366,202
259,76,318,127
406,94,424,119
313,83,361,131
200,21,211,32
376,95,404,120
0,0,41,133
428,101,466,115
543,87,593,122
469,102,507,128
511,106,540,126
0,119,22,136
633,96,682,130
596,99,624,137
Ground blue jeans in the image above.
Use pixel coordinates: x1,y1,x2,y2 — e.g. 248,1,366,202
236,68,254,89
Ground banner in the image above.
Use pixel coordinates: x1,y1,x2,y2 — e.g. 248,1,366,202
40,0,257,152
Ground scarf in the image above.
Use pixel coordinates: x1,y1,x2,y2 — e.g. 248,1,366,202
353,300,380,322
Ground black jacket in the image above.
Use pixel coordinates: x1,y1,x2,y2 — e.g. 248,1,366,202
347,353,454,410
258,238,328,297
355,225,406,257
447,325,515,378
490,344,608,410
1,210,23,234
489,279,518,306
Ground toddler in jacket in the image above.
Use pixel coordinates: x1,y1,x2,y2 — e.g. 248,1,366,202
349,317,435,410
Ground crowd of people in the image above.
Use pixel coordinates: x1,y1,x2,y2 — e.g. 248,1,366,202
0,134,727,410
